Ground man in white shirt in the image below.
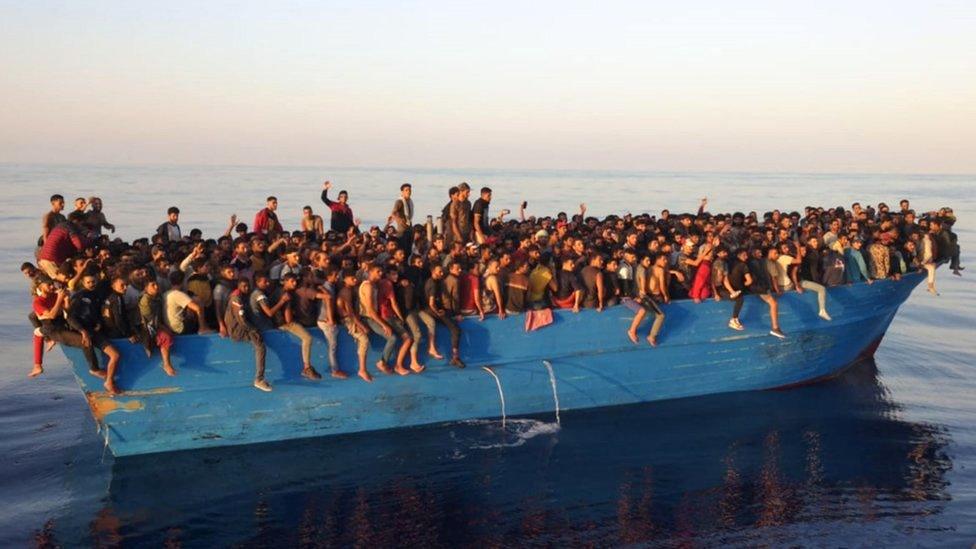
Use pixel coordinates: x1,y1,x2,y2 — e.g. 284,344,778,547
163,271,211,335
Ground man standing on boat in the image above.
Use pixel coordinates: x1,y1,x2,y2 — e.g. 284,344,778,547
389,183,414,253
253,196,283,235
321,180,355,234
450,182,473,245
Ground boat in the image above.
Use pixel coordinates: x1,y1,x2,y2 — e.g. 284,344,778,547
62,272,926,457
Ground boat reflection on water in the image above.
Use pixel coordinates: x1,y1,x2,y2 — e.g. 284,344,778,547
56,358,950,547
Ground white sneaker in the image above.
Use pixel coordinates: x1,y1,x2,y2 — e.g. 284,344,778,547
253,379,273,392
818,311,832,321
730,290,742,299
769,329,787,339
728,319,745,331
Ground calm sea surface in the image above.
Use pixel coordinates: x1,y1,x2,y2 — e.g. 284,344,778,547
0,165,973,547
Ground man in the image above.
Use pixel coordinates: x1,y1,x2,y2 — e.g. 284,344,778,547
321,180,355,233
212,263,237,338
157,206,182,244
441,186,459,245
361,264,413,375
68,273,123,394
580,254,606,311
272,273,322,380
85,197,116,236
37,211,90,279
472,187,492,244
315,266,349,379
32,275,105,384
253,196,283,235
225,277,272,392
423,264,465,367
337,269,373,382
396,260,432,369
628,254,667,346
138,278,176,376
163,271,211,335
39,194,67,246
797,237,832,320
553,257,583,311
389,183,415,251
300,205,324,238
101,274,138,342
449,182,473,245
504,262,531,314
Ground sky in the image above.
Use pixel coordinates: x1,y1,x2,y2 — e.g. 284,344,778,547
1,1,975,173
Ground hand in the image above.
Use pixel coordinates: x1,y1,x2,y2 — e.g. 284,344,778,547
498,311,506,320
713,294,721,302
580,203,586,211
700,197,708,206
128,335,139,344
110,226,115,233
597,305,604,312
230,214,238,225
796,287,804,294
572,305,580,313
81,330,91,348
500,209,511,216
382,324,392,337
279,293,292,303
353,217,361,226
867,279,874,285
323,180,332,190
479,312,485,321
219,326,228,338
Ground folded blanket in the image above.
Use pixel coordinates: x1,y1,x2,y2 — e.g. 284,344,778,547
524,308,554,332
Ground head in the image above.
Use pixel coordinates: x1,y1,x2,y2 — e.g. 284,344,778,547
80,273,98,291
111,275,128,295
480,187,492,202
266,196,278,211
303,205,313,219
736,249,749,262
219,263,236,281
338,190,349,204
90,197,103,212
281,273,298,291
144,279,160,296
74,197,87,211
400,183,412,199
254,272,271,290
21,262,37,279
431,264,446,280
236,277,251,294
167,206,180,223
50,194,65,212
448,262,463,277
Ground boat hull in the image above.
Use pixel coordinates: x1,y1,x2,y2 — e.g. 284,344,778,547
63,273,925,457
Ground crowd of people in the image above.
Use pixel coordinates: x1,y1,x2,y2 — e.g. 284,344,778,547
24,182,963,395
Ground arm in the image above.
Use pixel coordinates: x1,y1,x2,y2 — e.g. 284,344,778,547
222,214,238,238
259,293,289,318
316,291,337,325
656,269,671,303
488,277,505,319
473,212,484,241
40,213,51,243
595,272,605,311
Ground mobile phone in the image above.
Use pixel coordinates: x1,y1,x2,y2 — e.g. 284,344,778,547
521,201,528,209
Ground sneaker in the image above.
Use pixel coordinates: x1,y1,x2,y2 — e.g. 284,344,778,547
818,311,832,321
301,367,323,380
728,319,745,331
769,329,787,339
253,379,272,392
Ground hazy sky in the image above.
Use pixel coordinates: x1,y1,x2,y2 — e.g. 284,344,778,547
2,1,974,173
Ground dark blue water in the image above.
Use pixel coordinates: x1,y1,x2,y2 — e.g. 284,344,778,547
1,166,974,546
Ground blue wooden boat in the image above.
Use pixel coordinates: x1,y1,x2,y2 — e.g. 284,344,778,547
63,272,926,457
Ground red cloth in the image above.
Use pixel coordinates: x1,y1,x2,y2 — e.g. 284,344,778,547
252,208,282,235
156,328,173,350
377,279,396,320
524,308,554,332
552,294,575,309
33,334,44,365
689,260,712,301
38,224,88,264
33,293,57,316
459,273,480,312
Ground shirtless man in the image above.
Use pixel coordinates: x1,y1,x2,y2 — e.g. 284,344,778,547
628,253,668,346
300,205,324,238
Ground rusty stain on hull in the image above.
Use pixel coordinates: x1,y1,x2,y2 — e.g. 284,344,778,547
85,387,181,422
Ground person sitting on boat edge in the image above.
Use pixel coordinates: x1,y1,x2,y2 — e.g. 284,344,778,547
68,272,124,394
224,277,272,392
627,253,667,346
337,268,374,382
271,272,322,381
138,278,176,377
423,264,465,368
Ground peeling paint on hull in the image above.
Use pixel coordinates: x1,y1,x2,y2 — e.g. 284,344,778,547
63,273,925,457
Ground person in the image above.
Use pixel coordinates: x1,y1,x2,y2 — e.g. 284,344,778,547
727,249,750,331
472,187,492,244
157,206,182,244
85,197,116,236
272,273,322,380
68,273,123,394
315,266,349,379
31,275,105,382
389,183,415,252
300,205,324,238
628,253,667,346
359,263,408,375
321,180,355,233
795,238,832,320
869,235,893,280
449,182,473,245
163,271,211,335
138,278,176,376
528,256,557,309
253,196,283,235
224,277,272,392
580,254,606,311
921,223,939,294
441,186,459,245
553,257,583,311
39,194,67,246
844,237,872,286
504,262,530,314
212,263,237,338
37,211,90,279
422,264,465,367
101,274,138,342
393,264,427,372
337,269,373,382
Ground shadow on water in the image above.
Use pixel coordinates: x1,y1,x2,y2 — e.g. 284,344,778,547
38,359,953,547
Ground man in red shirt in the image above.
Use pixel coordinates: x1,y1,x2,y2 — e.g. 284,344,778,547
252,196,283,235
37,211,91,280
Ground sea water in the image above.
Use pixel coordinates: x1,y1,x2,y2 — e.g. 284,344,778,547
0,165,973,546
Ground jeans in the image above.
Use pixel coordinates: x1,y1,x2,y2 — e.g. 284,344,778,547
799,280,828,313
279,322,312,365
317,321,340,373
421,310,460,350
366,318,397,364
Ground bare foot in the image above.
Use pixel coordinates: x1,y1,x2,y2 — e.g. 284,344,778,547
394,365,410,376
89,368,107,380
29,365,44,378
647,335,658,347
358,369,374,383
627,330,639,344
376,361,393,375
163,364,177,377
428,349,445,360
103,381,121,396
410,363,426,374
331,370,349,380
